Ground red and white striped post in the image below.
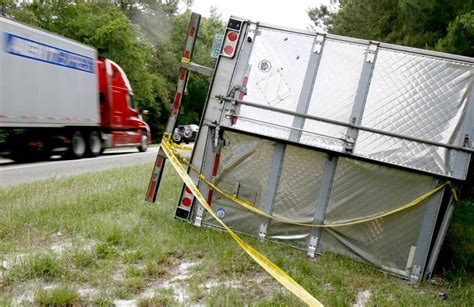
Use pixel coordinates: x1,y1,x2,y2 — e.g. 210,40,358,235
146,13,201,203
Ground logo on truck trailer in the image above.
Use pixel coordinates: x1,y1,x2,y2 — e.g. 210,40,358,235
4,33,95,73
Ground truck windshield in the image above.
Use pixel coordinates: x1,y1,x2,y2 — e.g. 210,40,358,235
128,94,135,109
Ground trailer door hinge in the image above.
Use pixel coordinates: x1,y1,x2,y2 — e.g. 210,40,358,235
366,41,379,64
246,23,258,43
463,134,471,148
307,236,319,257
409,265,422,283
313,33,326,54
212,125,221,151
258,223,267,241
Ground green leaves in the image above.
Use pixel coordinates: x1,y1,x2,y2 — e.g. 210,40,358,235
308,0,474,57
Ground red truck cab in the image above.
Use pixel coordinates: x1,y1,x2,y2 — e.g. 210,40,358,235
97,58,151,152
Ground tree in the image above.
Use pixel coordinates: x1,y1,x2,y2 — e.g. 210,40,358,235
436,10,474,56
307,0,474,56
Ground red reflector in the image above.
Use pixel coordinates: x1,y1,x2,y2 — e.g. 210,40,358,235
146,180,158,202
185,186,192,194
171,92,182,115
179,70,186,80
227,31,238,42
189,26,196,37
182,197,192,207
224,45,234,55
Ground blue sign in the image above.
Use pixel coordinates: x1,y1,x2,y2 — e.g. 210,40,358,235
4,33,95,73
210,33,224,59
216,208,226,219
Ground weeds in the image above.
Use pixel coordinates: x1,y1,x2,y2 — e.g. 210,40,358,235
5,253,67,284
35,284,80,305
138,289,177,307
0,163,472,305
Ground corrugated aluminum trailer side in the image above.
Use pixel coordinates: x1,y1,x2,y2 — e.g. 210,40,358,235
166,16,473,283
0,17,98,128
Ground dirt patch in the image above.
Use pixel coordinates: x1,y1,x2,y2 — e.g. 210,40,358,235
7,255,281,305
353,289,372,307
49,232,96,253
11,290,35,306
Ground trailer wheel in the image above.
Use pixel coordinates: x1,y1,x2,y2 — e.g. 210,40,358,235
138,132,148,152
68,131,86,159
86,131,102,157
172,133,182,144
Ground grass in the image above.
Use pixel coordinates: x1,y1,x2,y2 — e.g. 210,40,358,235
0,162,472,305
5,253,67,284
35,284,81,305
138,288,177,306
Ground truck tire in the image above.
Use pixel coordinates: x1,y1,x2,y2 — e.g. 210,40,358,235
67,131,86,159
138,132,148,152
172,133,182,144
86,131,102,157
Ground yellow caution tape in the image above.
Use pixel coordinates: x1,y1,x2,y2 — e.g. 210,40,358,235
161,137,323,307
168,142,457,228
449,184,459,202
171,143,193,151
163,133,193,151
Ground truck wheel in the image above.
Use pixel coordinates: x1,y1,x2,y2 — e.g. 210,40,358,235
68,131,86,159
86,131,102,157
172,133,182,144
138,132,148,152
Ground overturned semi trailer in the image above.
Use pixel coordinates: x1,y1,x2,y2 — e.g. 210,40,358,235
150,15,474,282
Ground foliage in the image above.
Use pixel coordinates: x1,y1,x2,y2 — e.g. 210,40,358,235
308,0,474,56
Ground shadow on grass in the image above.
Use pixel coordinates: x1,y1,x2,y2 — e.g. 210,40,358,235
437,195,474,282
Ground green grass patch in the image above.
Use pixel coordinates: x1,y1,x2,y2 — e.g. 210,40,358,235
35,284,81,305
138,288,177,307
0,162,472,305
5,253,68,285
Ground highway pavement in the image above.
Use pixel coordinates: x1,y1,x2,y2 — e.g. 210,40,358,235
0,146,166,187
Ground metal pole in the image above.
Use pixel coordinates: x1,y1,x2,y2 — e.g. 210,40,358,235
146,13,201,203
220,97,474,153
165,13,201,133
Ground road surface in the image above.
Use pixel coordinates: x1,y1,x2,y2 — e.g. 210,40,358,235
0,147,165,187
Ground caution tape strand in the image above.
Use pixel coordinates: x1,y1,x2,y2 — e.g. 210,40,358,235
167,140,457,228
161,138,323,307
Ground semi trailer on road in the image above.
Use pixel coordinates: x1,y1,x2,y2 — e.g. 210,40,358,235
0,16,151,161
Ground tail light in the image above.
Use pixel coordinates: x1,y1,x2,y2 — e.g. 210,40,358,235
180,186,194,209
221,18,242,58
